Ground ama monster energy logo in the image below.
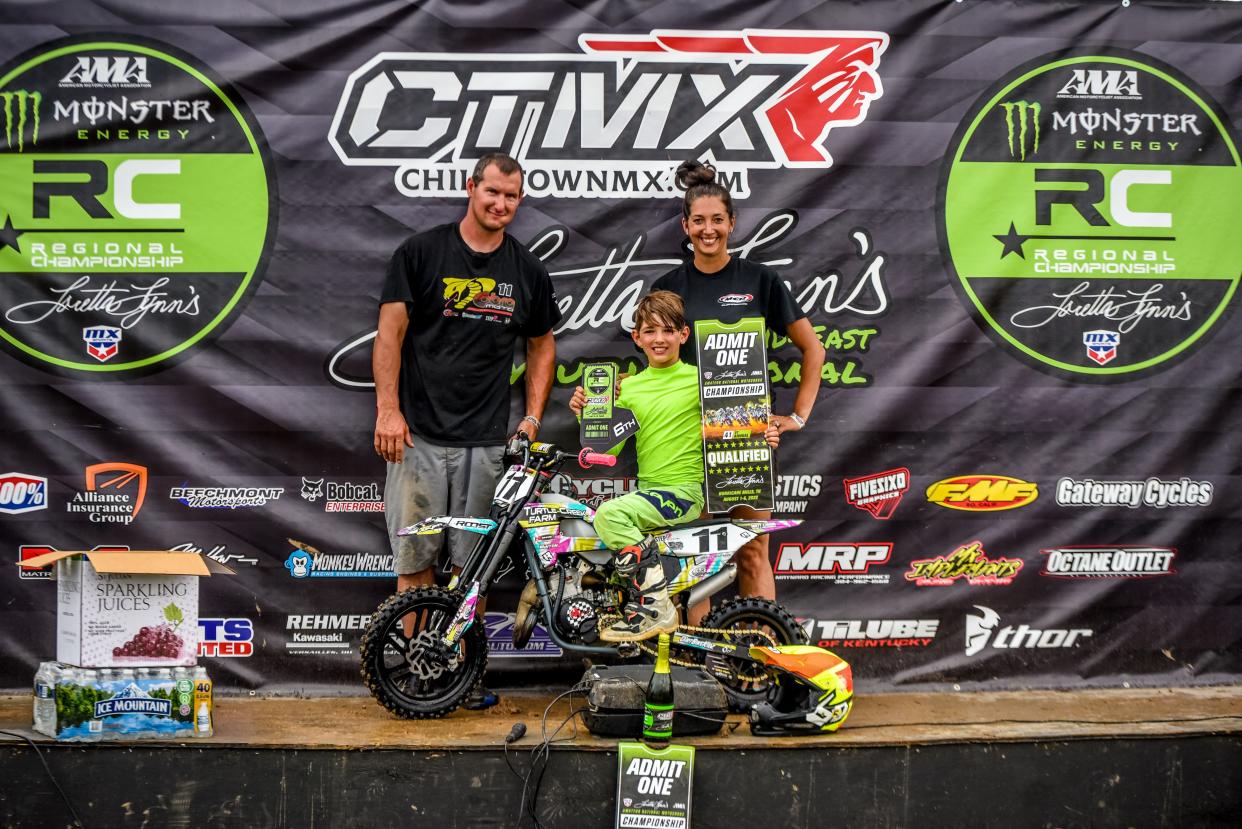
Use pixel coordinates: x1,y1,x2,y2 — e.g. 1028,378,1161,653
1,90,40,151
1000,100,1040,160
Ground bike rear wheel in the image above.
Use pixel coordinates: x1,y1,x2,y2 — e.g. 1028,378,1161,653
360,586,487,719
698,597,808,712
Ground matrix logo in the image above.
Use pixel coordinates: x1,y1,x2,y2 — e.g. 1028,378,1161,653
330,28,887,199
939,50,1242,379
1,90,40,151
0,37,275,377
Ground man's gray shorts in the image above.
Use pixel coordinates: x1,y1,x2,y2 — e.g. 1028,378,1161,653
385,441,504,575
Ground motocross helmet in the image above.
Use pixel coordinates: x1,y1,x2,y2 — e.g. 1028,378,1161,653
747,645,853,736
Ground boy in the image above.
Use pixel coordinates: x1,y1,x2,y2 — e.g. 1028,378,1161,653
570,290,704,642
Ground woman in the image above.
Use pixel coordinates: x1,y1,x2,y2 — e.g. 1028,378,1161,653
653,159,826,607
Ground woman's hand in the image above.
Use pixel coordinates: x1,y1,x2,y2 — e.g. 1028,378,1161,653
765,414,803,448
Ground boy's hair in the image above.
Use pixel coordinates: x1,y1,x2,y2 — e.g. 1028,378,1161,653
634,290,687,331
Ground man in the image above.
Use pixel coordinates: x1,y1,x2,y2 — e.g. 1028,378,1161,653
373,152,559,709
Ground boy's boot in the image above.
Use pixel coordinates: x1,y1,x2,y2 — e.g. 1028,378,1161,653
601,542,676,642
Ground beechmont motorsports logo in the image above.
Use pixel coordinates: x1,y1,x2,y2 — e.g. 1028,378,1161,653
0,36,275,377
330,28,887,199
939,50,1242,379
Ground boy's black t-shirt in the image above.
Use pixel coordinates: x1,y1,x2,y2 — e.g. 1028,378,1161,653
380,223,560,446
652,257,804,364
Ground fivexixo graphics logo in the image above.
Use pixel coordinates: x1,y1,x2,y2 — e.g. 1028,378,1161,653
0,471,48,514
775,543,891,584
964,606,1092,657
329,29,887,199
939,50,1242,379
0,36,275,377
843,467,909,519
65,462,147,524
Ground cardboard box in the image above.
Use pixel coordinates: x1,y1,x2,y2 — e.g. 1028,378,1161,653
20,549,233,667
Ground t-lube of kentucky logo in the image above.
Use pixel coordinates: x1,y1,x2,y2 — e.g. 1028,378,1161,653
330,29,887,199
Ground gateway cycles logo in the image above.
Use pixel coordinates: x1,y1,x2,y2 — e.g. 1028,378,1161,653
905,541,1023,586
0,36,275,377
65,462,147,524
775,543,891,584
938,50,1242,379
926,474,1037,512
1055,476,1212,508
843,467,908,519
964,606,1092,657
330,28,887,199
1040,546,1175,578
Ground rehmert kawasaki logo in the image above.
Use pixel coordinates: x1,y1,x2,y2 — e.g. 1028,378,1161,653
326,217,892,390
329,28,887,199
0,37,274,377
964,605,1092,657
939,50,1242,379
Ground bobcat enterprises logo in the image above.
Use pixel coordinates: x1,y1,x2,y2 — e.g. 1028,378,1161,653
330,28,887,199
938,50,1242,379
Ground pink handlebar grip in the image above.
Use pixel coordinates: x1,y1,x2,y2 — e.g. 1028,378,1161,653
578,449,617,468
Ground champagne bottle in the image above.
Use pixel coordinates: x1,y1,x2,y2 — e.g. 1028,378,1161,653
642,633,674,746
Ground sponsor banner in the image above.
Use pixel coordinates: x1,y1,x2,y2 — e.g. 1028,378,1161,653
169,541,258,568
0,472,48,515
905,541,1023,586
284,543,393,579
198,617,255,657
18,543,128,580
64,463,148,524
299,477,384,512
775,543,891,584
483,612,563,658
170,485,283,509
1040,546,1176,578
773,474,821,515
843,468,908,519
802,618,939,649
964,606,1093,657
939,49,1242,379
283,613,370,657
1054,476,1212,508
546,474,636,510
696,318,773,513
926,475,1038,512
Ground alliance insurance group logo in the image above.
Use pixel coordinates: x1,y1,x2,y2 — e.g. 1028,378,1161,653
330,28,887,199
938,50,1242,379
65,462,147,524
0,36,275,377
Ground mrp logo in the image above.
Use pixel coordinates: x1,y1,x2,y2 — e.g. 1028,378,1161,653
775,543,891,584
1058,69,1139,100
330,29,887,199
60,56,150,88
198,618,254,657
927,475,1038,512
1083,330,1119,365
83,326,122,362
0,472,48,515
964,605,1092,657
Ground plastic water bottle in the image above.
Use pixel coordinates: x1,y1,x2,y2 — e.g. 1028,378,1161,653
80,668,103,742
32,662,59,737
193,666,213,737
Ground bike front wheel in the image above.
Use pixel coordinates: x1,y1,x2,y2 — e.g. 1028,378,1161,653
360,586,487,719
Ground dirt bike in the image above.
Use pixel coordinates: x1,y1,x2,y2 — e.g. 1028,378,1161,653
360,434,808,718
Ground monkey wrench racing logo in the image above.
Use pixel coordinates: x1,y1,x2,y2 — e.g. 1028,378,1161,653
330,29,887,199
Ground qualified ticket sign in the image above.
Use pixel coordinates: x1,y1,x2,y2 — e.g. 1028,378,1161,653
615,741,694,829
580,362,639,451
694,318,774,513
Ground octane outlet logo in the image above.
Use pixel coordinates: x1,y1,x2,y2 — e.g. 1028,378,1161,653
330,29,887,199
0,37,275,376
938,50,1242,378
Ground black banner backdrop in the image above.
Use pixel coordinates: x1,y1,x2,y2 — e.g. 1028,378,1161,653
0,1,1239,694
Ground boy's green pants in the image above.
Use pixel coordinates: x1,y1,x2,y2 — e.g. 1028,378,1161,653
592,482,705,549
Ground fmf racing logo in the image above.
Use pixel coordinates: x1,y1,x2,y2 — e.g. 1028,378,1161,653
330,29,887,199
926,474,1038,512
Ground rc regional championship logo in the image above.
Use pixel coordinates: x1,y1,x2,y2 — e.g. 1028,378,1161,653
938,49,1242,379
0,36,275,376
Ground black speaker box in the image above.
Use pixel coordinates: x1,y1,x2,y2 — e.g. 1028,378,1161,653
581,663,728,738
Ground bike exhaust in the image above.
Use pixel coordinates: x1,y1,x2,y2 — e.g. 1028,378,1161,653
686,563,737,609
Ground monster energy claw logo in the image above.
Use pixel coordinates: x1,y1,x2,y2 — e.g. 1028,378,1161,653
1000,100,1040,160
1,90,40,151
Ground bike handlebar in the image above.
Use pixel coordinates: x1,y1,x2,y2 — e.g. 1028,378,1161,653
578,449,617,468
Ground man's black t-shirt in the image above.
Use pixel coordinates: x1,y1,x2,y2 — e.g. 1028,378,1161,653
652,257,804,365
381,223,560,446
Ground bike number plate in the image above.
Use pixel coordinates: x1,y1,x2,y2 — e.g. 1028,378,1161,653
493,465,536,507
662,523,756,556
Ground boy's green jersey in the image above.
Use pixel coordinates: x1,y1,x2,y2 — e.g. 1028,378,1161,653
612,360,703,487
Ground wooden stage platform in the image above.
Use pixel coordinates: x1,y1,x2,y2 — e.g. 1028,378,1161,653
2,685,1240,827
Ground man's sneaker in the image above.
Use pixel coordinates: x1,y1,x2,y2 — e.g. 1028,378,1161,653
600,560,677,642
463,685,499,711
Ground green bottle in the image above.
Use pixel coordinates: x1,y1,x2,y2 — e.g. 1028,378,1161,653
642,633,674,746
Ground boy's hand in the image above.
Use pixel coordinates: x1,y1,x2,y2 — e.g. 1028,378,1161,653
569,385,586,417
